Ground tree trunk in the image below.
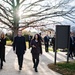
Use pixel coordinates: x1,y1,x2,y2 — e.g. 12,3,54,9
12,28,18,40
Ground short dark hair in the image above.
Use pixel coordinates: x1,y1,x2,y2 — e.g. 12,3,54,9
39,33,41,35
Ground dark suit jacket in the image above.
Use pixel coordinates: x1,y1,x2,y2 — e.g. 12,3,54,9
44,36,49,46
13,36,26,55
52,37,55,47
28,35,32,41
69,37,74,51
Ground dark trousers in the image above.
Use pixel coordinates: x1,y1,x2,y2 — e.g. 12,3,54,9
40,45,42,54
53,46,55,52
0,59,3,69
69,45,74,57
17,54,23,68
45,44,49,52
2,48,5,62
73,46,75,56
32,57,39,69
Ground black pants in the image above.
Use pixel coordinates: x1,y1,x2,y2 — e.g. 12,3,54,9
53,46,55,52
73,46,75,56
32,56,39,69
17,54,23,68
0,59,3,69
69,45,74,57
40,45,42,54
45,44,49,52
3,49,5,61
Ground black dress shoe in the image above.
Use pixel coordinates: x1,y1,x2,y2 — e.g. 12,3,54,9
3,60,6,62
33,65,35,68
19,67,22,70
0,66,3,69
35,68,38,72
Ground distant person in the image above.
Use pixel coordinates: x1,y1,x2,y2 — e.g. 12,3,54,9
69,32,75,59
51,35,56,52
13,30,26,70
49,32,52,47
28,35,32,49
0,33,6,69
38,33,43,54
0,37,2,69
30,34,41,72
73,36,75,56
44,34,50,52
1,33,6,62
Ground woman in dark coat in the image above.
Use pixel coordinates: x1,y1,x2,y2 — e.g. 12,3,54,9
0,33,6,69
30,34,41,72
0,38,2,69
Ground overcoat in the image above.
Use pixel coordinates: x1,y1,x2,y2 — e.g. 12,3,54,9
13,36,26,55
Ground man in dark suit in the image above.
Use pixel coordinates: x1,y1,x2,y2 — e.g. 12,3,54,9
13,30,26,70
44,34,50,52
69,32,75,59
28,35,32,49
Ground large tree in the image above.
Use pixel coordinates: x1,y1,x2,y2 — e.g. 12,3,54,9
0,0,75,36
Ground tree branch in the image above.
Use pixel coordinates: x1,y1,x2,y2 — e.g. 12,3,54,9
0,13,13,25
3,0,13,6
0,18,13,28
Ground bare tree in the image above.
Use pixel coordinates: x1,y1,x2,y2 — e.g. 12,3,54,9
0,0,75,36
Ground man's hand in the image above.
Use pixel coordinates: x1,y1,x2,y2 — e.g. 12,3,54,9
32,45,36,48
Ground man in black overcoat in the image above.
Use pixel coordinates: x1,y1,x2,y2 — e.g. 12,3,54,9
28,34,32,48
69,32,75,59
13,30,26,70
44,34,50,52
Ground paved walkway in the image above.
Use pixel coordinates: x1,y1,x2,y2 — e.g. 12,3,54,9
0,46,74,75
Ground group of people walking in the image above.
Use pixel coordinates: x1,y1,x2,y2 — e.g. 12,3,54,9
0,30,43,72
1,29,75,72
13,30,43,72
14,32,56,72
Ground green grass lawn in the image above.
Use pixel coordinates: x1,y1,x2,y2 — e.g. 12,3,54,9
6,40,13,46
48,61,75,75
